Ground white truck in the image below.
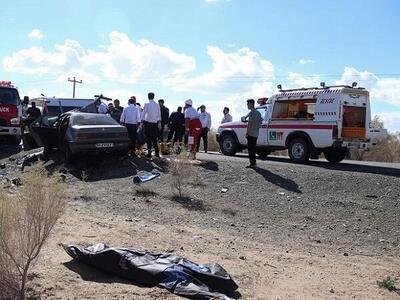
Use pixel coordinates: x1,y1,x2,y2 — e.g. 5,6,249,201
216,85,387,164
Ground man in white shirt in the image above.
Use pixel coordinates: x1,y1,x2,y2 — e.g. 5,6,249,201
221,107,233,124
98,101,109,114
197,105,211,153
120,97,141,157
142,92,161,158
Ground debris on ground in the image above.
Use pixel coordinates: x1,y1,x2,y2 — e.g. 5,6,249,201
64,243,238,300
221,188,228,193
18,150,44,170
133,171,161,184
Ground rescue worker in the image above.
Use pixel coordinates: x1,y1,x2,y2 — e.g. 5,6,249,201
221,107,233,124
197,105,211,153
184,99,201,159
120,97,141,157
167,106,185,145
158,99,170,142
142,92,161,158
245,99,263,168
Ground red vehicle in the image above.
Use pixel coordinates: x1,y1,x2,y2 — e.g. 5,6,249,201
0,81,22,144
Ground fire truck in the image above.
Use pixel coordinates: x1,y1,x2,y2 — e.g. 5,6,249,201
0,81,22,144
217,84,388,164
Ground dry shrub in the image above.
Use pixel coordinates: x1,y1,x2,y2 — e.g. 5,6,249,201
0,166,66,300
169,152,193,199
207,129,220,152
350,133,400,162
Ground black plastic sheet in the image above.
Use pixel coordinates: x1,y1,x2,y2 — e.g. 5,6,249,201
64,243,238,299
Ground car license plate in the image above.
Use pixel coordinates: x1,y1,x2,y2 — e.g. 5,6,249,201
95,143,114,148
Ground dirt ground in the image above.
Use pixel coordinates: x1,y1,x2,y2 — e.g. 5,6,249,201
1,146,400,299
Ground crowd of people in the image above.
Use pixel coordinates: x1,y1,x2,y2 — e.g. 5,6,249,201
97,92,234,160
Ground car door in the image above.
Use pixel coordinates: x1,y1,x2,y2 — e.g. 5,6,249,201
34,115,64,149
256,107,268,145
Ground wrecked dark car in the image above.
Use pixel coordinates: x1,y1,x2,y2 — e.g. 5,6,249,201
24,112,129,161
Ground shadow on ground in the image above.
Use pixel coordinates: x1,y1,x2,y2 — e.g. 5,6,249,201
170,195,208,211
254,166,302,193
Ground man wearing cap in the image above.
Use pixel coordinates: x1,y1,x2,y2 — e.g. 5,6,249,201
142,92,161,158
184,99,201,159
197,105,211,153
245,99,263,168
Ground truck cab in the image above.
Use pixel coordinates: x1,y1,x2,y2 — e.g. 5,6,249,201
217,85,387,164
0,81,22,144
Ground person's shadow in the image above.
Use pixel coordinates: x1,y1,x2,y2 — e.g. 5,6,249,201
254,166,302,193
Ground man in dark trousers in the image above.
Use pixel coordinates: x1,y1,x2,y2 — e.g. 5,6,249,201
245,99,263,168
167,106,185,145
120,97,141,157
142,92,161,158
158,99,169,142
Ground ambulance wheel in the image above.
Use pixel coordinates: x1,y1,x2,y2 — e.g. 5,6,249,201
324,148,347,164
288,138,310,163
220,133,238,156
256,149,271,159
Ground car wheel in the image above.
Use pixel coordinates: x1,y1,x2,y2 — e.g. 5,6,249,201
324,148,347,164
220,133,238,156
256,149,271,159
288,138,310,163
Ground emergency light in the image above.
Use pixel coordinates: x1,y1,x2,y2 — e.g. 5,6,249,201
0,80,13,88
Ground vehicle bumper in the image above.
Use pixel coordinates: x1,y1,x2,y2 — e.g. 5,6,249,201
333,140,370,150
0,126,21,136
69,141,130,153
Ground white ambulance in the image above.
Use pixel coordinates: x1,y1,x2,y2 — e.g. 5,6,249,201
216,84,387,163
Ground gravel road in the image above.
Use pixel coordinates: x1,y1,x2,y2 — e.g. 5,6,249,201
1,146,400,299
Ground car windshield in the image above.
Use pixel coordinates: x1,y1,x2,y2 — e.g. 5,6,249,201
71,114,119,126
0,88,19,105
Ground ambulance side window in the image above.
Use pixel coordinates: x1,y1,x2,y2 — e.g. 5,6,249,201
272,99,316,120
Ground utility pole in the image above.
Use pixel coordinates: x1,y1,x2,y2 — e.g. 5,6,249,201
68,77,82,98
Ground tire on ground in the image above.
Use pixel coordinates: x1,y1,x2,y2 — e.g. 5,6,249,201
288,138,310,163
219,133,238,156
324,148,347,164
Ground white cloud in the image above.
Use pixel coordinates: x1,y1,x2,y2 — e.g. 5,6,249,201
337,67,400,106
27,29,44,40
287,72,321,88
375,111,400,132
3,32,196,84
165,46,274,95
298,58,314,65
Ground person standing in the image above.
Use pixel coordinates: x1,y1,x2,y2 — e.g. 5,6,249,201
221,107,233,124
26,102,41,121
142,92,161,158
113,99,124,113
197,105,211,153
245,99,263,168
120,98,141,157
167,106,185,145
184,99,201,159
158,99,169,142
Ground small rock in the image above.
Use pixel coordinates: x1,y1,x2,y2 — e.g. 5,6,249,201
239,256,245,260
379,239,385,243
8,157,16,162
329,288,335,293
193,235,202,240
0,163,5,169
221,188,228,193
125,219,133,222
258,224,263,228
230,223,235,227
343,252,349,257
279,192,285,196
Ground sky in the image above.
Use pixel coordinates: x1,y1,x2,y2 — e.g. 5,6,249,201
0,0,399,131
